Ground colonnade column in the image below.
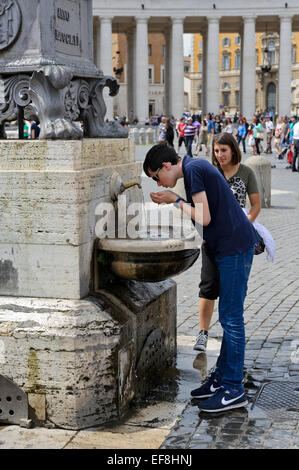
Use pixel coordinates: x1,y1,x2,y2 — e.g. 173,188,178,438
205,18,220,115
278,15,293,116
126,27,136,122
240,16,256,120
95,16,113,121
169,17,185,118
135,17,149,122
201,28,208,115
164,27,171,115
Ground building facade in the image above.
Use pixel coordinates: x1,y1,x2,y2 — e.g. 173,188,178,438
93,0,299,121
189,31,299,116
109,32,166,120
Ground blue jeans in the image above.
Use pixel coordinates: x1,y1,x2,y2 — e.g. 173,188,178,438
185,135,194,157
238,135,246,153
214,247,254,389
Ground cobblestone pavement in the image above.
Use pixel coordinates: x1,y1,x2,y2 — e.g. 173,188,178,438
151,149,299,450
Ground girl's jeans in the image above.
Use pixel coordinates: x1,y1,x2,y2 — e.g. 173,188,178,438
238,135,246,153
214,247,254,389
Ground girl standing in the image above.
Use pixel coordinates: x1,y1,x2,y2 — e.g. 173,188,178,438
193,132,261,353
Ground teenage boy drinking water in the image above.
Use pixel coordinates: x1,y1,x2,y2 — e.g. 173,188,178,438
143,142,257,412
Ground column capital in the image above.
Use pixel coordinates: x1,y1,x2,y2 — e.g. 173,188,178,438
99,16,113,23
207,16,221,24
242,15,256,23
135,16,150,24
280,14,293,22
171,17,185,24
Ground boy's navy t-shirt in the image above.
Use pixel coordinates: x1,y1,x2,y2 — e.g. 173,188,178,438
182,156,257,258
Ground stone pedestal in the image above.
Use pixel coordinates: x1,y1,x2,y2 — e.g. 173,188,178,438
0,137,177,429
0,138,139,299
0,279,176,429
244,155,271,208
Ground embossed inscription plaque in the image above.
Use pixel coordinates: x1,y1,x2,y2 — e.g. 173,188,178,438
0,0,97,77
0,0,21,50
54,0,81,57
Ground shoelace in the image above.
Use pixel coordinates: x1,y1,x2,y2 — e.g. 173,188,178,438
201,367,218,385
197,331,207,342
197,335,207,344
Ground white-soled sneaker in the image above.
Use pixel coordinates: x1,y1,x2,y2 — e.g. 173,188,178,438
190,369,222,399
193,330,208,352
198,386,248,413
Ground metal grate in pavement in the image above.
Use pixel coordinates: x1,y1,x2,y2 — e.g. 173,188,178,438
253,381,299,420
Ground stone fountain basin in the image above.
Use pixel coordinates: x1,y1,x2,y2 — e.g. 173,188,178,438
97,227,200,282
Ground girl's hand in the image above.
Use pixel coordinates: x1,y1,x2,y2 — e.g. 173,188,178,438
150,191,178,205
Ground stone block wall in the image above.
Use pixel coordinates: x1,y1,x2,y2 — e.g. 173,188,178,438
0,138,141,299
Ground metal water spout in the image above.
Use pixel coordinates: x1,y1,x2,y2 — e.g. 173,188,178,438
110,172,141,202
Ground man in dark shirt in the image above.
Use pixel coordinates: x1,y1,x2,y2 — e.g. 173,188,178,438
143,143,257,413
30,120,40,139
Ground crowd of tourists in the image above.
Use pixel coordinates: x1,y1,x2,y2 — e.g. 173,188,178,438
156,111,299,172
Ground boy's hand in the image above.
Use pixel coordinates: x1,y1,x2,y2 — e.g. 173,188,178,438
150,191,178,205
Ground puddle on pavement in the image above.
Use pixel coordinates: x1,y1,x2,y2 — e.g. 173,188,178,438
132,336,221,406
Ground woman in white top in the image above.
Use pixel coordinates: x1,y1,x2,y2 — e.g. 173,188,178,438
224,118,233,134
274,116,284,157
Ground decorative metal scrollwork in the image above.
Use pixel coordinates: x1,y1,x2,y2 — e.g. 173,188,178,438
64,79,90,122
0,67,125,139
81,75,128,138
0,74,30,124
64,81,80,121
29,66,83,140
77,80,90,110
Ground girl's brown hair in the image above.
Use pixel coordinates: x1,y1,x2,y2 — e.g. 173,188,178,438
211,132,242,167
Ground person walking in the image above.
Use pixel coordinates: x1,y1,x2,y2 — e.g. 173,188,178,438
143,142,258,413
30,120,40,139
184,117,197,157
193,132,261,354
292,116,299,172
165,117,174,147
265,115,274,154
23,121,29,139
252,116,264,155
206,114,215,156
214,115,223,135
195,119,208,155
177,117,187,153
224,118,233,134
274,116,284,158
159,116,166,142
237,117,247,153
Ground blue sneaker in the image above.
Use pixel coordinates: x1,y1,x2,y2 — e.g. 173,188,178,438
190,370,222,399
198,386,248,413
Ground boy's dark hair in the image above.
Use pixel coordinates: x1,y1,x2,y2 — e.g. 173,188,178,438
211,132,242,167
143,142,180,176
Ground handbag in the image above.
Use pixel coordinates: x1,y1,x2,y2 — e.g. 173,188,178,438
248,135,255,146
256,131,264,139
254,229,265,255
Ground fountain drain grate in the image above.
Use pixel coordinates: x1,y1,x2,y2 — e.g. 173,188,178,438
0,375,29,425
253,381,299,420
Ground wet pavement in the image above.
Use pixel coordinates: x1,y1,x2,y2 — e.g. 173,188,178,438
0,143,298,449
